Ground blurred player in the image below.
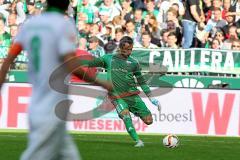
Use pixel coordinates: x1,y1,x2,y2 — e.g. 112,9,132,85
83,36,161,147
0,0,112,159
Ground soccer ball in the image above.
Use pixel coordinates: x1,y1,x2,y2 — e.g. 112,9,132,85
162,134,179,148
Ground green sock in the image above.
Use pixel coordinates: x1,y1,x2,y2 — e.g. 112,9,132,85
122,115,139,142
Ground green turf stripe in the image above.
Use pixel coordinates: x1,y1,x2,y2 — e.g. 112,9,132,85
0,129,239,138
0,129,28,133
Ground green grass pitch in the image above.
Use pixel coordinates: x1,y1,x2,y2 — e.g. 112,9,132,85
0,131,239,160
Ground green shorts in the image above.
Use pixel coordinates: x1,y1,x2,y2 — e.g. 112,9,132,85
112,95,151,118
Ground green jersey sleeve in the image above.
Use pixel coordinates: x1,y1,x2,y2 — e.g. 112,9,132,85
81,56,106,68
134,61,151,96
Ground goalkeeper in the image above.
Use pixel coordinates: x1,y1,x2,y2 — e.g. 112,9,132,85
83,36,160,147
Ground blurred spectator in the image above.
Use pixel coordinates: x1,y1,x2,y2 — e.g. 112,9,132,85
171,2,183,18
134,31,159,48
182,0,205,48
6,12,17,33
112,15,123,29
231,39,240,50
202,0,212,18
85,22,91,34
77,20,89,38
230,0,240,22
97,9,111,35
124,20,139,42
75,0,98,24
9,24,18,40
113,27,124,46
211,38,221,49
101,23,115,44
88,36,105,57
8,1,17,14
0,0,10,19
159,0,185,23
78,36,88,50
121,0,133,22
133,9,143,33
14,51,28,70
16,0,26,23
222,25,239,49
89,23,102,38
26,0,36,15
0,18,10,47
39,0,47,9
167,32,178,48
195,21,207,46
104,40,117,54
7,12,17,26
99,0,122,21
166,7,181,28
34,1,43,15
77,12,87,22
222,0,235,20
214,29,225,48
1,0,240,71
160,29,169,47
142,13,161,46
223,14,236,36
67,2,75,17
205,0,223,22
166,20,182,45
35,0,46,10
204,8,227,39
131,0,146,10
227,25,239,40
236,20,240,35
142,0,162,24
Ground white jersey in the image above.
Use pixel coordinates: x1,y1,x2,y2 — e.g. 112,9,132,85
14,11,80,160
15,12,77,116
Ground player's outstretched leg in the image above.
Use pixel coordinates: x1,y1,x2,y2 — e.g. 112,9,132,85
120,109,144,147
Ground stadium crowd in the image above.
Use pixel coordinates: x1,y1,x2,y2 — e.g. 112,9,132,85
0,0,240,70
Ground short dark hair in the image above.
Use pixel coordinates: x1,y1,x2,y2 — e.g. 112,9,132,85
142,31,151,37
104,40,117,53
47,0,70,11
125,20,135,25
119,36,133,48
134,8,143,13
145,0,154,3
211,38,221,45
214,7,222,12
161,29,169,36
168,32,177,38
88,36,99,43
115,28,124,34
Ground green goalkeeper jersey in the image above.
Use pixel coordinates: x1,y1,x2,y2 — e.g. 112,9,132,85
86,54,151,98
